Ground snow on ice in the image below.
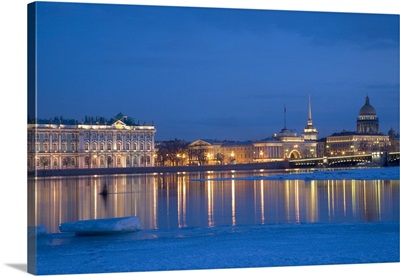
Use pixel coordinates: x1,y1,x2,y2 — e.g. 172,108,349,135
59,216,141,235
192,166,399,182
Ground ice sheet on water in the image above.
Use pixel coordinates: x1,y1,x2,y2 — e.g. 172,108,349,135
59,216,141,235
36,222,400,275
192,166,399,181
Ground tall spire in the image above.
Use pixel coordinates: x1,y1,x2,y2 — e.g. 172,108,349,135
303,95,318,141
307,95,313,125
284,105,287,129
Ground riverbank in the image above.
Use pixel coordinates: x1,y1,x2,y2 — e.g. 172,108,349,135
28,160,290,177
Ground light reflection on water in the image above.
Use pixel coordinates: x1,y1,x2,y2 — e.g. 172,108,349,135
28,170,399,233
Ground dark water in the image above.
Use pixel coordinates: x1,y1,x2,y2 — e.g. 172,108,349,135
28,170,399,233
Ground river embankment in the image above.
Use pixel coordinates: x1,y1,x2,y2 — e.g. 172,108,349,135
29,160,291,177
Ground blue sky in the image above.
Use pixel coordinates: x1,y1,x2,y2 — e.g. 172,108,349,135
35,2,399,141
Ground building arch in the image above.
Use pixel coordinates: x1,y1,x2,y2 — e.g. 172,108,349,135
289,149,301,159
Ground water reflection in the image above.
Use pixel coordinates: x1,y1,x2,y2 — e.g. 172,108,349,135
28,171,399,233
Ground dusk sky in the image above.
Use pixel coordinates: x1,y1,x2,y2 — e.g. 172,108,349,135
35,2,399,141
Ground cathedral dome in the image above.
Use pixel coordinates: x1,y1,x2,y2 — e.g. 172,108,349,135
359,96,376,116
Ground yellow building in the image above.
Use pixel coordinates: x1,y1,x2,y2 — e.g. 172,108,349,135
187,139,223,165
219,141,254,164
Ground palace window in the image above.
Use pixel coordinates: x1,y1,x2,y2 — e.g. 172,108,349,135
100,142,105,151
92,142,97,151
107,142,112,151
35,143,40,152
140,142,144,151
117,156,121,166
133,142,137,150
117,142,121,151
126,156,130,165
62,143,67,152
52,142,58,152
100,132,104,139
43,143,49,152
84,142,89,151
71,143,76,152
126,142,130,150
147,142,151,151
117,133,122,140
53,158,58,167
100,156,105,166
71,158,76,167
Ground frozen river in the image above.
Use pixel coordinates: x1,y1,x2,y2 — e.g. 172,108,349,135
29,167,399,275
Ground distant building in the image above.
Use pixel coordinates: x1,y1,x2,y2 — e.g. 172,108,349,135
187,139,223,165
27,113,156,171
219,141,254,164
187,99,318,165
325,96,389,156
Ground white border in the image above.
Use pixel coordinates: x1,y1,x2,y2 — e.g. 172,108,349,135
0,1,398,276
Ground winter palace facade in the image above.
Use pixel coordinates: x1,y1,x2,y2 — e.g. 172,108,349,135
27,114,156,171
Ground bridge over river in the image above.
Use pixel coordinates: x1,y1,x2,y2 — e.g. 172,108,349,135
289,151,400,168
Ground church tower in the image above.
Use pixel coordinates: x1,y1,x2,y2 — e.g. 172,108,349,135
302,96,318,140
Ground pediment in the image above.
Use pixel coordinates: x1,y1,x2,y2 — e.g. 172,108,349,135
189,139,212,147
112,120,126,129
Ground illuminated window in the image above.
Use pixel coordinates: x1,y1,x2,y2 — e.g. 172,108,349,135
100,142,105,151
84,142,89,151
107,142,112,151
92,142,97,151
